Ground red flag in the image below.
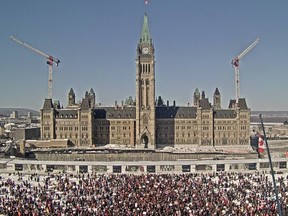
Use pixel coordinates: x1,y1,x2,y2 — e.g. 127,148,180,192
145,0,149,5
258,135,265,153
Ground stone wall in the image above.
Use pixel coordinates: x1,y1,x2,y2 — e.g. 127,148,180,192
34,151,257,162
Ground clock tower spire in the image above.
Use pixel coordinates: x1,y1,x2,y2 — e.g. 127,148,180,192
136,13,156,148
140,13,151,44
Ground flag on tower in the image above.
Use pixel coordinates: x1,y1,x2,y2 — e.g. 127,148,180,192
145,0,149,5
258,135,265,154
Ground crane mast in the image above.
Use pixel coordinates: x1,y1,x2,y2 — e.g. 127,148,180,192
232,38,259,103
10,36,60,99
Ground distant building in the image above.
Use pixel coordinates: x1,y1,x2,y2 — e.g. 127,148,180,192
11,128,40,141
25,139,69,148
40,14,250,149
0,127,4,136
10,111,18,119
27,112,32,119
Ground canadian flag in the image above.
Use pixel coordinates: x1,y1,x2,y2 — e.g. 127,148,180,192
258,135,265,153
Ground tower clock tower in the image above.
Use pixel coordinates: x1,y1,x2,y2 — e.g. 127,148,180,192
136,13,156,148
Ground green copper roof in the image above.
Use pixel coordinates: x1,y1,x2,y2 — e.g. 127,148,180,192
194,88,200,95
140,14,151,44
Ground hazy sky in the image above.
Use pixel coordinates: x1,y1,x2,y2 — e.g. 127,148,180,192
0,1,287,111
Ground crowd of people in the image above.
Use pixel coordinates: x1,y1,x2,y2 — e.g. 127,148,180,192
0,171,288,215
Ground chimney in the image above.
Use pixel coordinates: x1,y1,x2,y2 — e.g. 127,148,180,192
173,100,176,107
167,101,169,108
115,100,117,110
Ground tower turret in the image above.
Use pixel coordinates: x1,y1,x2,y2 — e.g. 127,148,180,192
68,88,75,107
201,91,206,99
193,88,200,107
213,87,221,109
89,88,96,108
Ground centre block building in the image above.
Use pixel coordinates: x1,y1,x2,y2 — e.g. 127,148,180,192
40,14,250,149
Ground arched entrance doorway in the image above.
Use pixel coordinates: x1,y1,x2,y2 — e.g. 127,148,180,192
141,134,149,148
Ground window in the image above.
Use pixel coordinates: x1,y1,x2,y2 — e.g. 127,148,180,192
147,165,155,173
143,115,148,124
279,162,287,169
146,79,149,85
217,164,225,172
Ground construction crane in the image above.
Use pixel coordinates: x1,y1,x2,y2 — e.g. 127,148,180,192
10,36,60,99
232,38,259,103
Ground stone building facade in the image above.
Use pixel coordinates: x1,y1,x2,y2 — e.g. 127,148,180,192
40,14,250,149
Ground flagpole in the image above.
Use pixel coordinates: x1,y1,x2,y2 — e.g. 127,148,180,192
144,0,149,13
259,114,282,216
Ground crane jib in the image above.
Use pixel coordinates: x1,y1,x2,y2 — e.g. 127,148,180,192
10,35,60,99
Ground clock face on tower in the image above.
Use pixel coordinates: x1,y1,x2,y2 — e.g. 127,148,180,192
142,47,149,54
